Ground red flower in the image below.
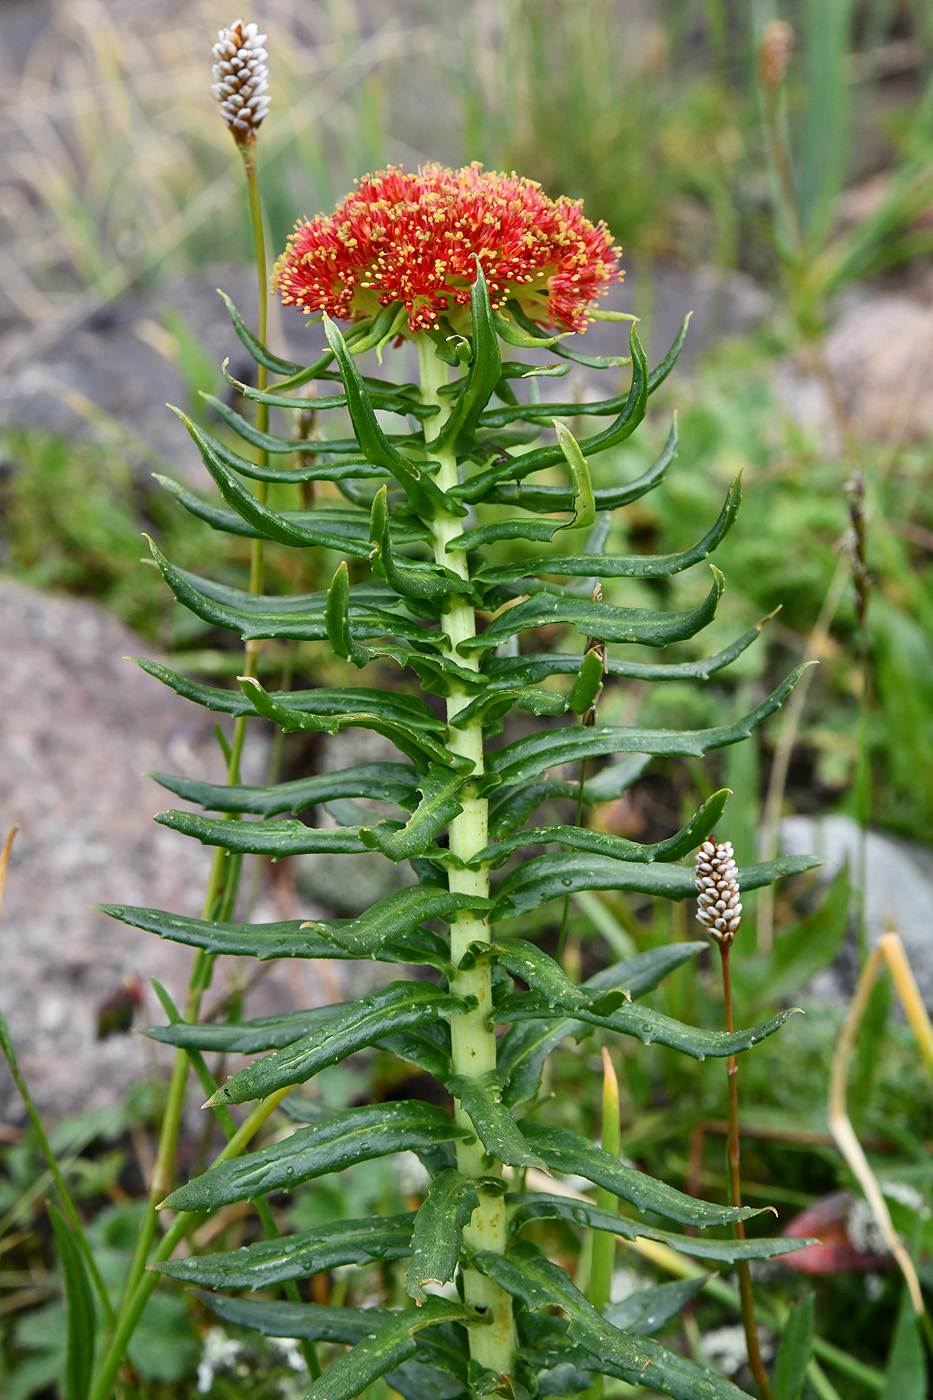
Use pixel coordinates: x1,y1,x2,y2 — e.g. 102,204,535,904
272,163,622,336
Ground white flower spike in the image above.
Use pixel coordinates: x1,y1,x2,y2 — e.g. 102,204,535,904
211,20,270,143
695,838,743,945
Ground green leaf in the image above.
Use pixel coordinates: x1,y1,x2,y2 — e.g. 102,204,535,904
303,885,493,958
489,327,648,484
435,263,502,450
447,1074,547,1169
98,902,448,966
459,568,723,654
360,762,467,860
468,938,586,1006
499,942,706,1107
553,419,596,531
492,851,819,920
163,427,385,552
473,789,729,870
472,1242,648,1371
519,1123,762,1227
647,313,692,393
324,314,466,517
148,761,419,816
172,408,383,485
405,1169,480,1301
145,1003,345,1052
477,476,742,586
153,808,370,856
161,1101,473,1211
193,1292,472,1396
882,1286,927,1400
155,1215,414,1288
147,539,429,647
498,993,799,1062
483,612,772,688
325,558,375,666
49,1203,96,1400
304,1299,475,1400
604,1276,708,1335
485,416,677,512
568,646,606,716
447,685,568,736
369,487,473,601
489,666,808,785
509,1194,819,1264
218,289,307,374
239,672,462,772
446,517,565,551
492,308,565,349
207,983,469,1105
773,1294,815,1400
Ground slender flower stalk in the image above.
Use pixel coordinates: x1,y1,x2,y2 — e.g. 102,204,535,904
114,17,279,1363
696,840,774,1400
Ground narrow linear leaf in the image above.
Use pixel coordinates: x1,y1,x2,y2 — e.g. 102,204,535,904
192,1291,471,1391
605,1277,710,1336
49,1203,96,1400
471,1242,648,1371
155,1215,414,1289
304,1299,474,1400
161,1101,472,1211
489,665,809,784
553,419,596,531
520,1123,762,1227
148,761,419,817
435,262,502,450
324,314,465,517
302,885,493,958
482,611,773,688
154,809,369,857
773,1294,816,1400
477,475,742,585
458,568,723,653
448,1074,547,1169
462,938,585,1007
509,1194,819,1264
492,851,818,920
497,994,799,1063
405,1169,480,1301
208,983,469,1105
472,789,729,870
485,414,677,512
218,288,307,374
360,762,467,860
464,326,648,491
99,903,448,967
239,673,461,772
499,942,706,1107
369,486,472,601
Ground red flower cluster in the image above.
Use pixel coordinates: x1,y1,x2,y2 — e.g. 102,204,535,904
272,163,622,336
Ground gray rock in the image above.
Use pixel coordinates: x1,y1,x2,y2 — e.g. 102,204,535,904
774,286,933,448
781,814,933,1007
0,579,331,1121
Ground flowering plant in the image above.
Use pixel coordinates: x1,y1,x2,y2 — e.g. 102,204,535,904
56,36,817,1397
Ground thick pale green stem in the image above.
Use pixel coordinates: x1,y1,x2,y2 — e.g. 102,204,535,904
417,336,516,1378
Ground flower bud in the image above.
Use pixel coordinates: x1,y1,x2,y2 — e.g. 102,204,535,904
758,20,794,89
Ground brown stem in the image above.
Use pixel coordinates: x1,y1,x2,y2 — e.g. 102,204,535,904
719,941,775,1400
